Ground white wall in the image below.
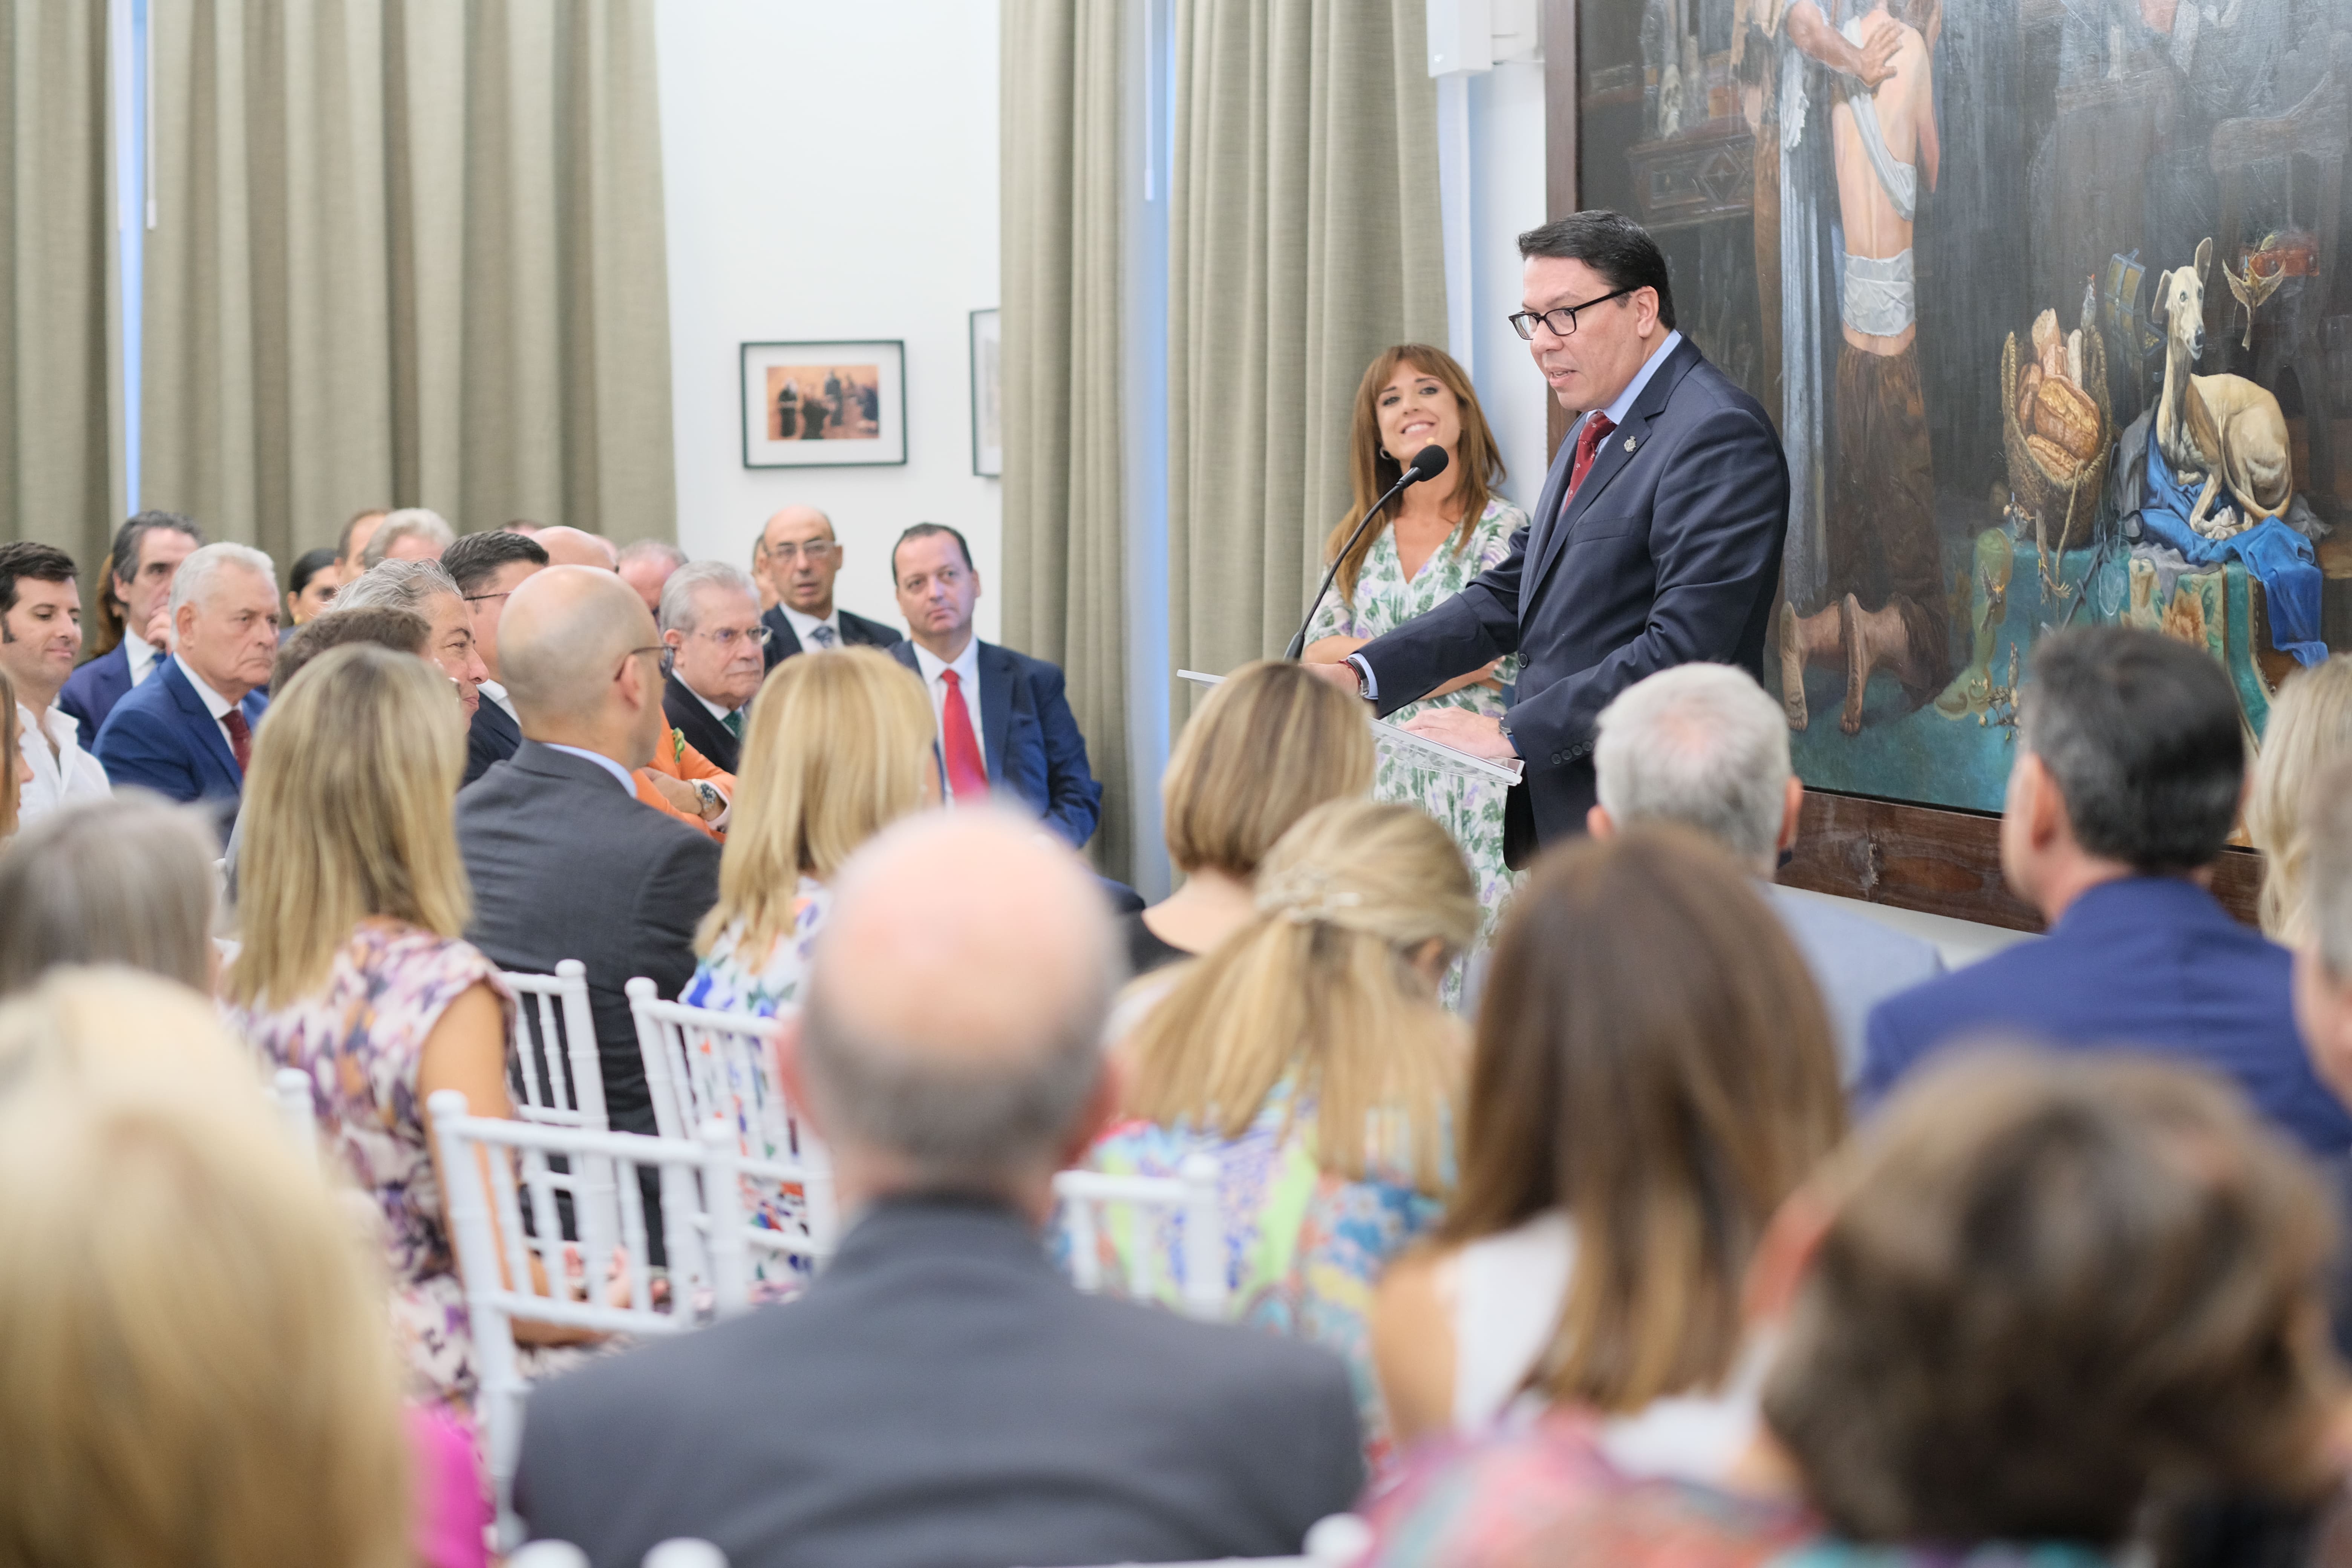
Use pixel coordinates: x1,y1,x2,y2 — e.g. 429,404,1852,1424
1466,59,1551,514
655,0,1003,641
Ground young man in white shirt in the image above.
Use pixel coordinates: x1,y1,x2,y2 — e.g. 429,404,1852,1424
0,542,110,825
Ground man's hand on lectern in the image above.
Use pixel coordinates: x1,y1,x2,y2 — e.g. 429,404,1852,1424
1300,660,1364,695
1400,707,1518,760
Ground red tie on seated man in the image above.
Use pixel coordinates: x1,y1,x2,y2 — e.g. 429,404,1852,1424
940,668,990,803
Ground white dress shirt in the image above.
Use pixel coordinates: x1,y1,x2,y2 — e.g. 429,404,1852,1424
479,677,519,723
683,680,736,726
777,603,845,651
175,656,245,759
910,636,986,778
122,627,159,687
17,701,111,824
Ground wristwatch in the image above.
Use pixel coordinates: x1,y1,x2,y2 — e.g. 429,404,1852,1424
693,781,724,820
1498,717,1519,756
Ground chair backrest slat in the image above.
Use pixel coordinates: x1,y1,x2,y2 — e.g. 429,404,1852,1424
1053,1158,1229,1321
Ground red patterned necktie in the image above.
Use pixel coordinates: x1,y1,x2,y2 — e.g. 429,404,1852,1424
222,707,253,774
938,670,989,803
1564,413,1617,507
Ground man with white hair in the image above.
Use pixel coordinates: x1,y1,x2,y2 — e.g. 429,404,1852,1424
330,559,488,718
514,811,1364,1568
358,506,456,568
93,542,277,819
657,562,766,772
1586,662,1942,1077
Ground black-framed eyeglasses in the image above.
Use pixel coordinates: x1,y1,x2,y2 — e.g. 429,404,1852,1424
1507,286,1637,341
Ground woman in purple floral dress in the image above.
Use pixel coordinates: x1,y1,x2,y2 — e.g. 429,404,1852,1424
220,645,582,1419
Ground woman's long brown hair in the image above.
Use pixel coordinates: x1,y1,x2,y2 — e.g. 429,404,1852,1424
1322,344,1507,609
1445,826,1845,1413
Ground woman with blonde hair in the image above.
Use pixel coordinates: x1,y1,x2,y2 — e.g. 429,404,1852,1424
221,643,570,1418
1300,345,1527,993
1087,798,1477,1461
685,644,937,1017
2247,653,2352,945
1372,827,1845,1465
1124,659,1375,974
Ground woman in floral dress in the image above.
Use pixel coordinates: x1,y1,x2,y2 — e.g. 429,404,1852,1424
221,645,586,1421
1303,344,1527,998
1081,800,1479,1469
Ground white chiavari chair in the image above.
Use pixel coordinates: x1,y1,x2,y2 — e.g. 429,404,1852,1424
1053,1153,1227,1321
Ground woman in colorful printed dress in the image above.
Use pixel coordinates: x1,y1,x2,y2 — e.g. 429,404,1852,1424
1085,799,1477,1467
223,645,589,1420
1302,344,1527,1001
685,645,937,1020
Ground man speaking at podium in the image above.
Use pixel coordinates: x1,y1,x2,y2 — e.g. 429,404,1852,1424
1307,210,1790,864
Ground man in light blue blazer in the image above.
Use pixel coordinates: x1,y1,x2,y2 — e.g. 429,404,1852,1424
1584,662,1943,1083
94,542,280,828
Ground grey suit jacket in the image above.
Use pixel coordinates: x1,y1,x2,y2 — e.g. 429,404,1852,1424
454,740,722,1130
514,1198,1366,1568
1766,883,1945,1084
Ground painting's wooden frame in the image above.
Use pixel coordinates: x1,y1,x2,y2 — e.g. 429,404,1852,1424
1538,0,2265,931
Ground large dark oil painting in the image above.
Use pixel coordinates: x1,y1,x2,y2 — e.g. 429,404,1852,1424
1584,0,2352,811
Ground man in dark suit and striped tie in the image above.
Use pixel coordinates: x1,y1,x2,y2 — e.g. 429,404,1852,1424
756,505,901,668
658,562,767,774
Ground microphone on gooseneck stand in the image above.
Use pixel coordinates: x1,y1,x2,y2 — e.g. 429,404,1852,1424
1284,444,1451,662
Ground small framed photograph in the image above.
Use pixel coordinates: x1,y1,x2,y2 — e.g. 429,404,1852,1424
969,308,1002,477
741,340,906,468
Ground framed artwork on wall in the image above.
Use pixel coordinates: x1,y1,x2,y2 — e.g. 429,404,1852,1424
970,308,1003,477
741,340,906,467
1553,0,2345,925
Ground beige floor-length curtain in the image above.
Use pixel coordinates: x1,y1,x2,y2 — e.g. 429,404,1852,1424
1168,0,1447,684
1002,0,1130,876
0,2,122,564
141,0,674,564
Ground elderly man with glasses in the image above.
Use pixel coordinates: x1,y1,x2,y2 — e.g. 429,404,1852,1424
658,561,769,773
1306,208,1792,867
755,505,904,668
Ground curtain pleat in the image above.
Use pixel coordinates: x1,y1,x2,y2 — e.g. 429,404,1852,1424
0,1,121,568
1168,0,1446,693
1003,0,1130,876
141,0,674,560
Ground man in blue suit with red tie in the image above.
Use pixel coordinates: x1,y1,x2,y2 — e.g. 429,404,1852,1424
93,542,279,828
1307,211,1790,865
887,522,1101,849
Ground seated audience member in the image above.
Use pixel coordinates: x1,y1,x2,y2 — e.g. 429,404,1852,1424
92,542,276,821
1360,1052,2339,1568
0,1024,415,1568
1125,659,1374,977
272,605,432,692
442,528,549,784
0,542,111,825
1768,1052,2341,1565
285,545,341,628
514,812,1365,1568
0,669,21,838
224,644,593,1415
0,796,218,995
337,505,390,580
361,506,456,568
659,562,769,773
2247,654,2352,946
756,504,901,667
617,538,686,616
455,566,722,1137
1374,827,1844,1453
2288,761,2352,1359
536,525,618,570
1098,798,1473,1461
687,646,935,1017
58,509,204,742
1861,625,2352,1155
889,522,1102,847
1587,663,1942,1079
637,722,735,837
333,559,487,718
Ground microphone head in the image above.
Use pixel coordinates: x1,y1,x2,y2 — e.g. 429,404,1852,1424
1406,445,1450,482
